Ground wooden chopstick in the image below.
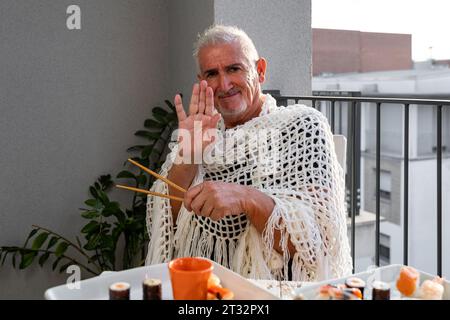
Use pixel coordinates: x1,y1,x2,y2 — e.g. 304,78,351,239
127,158,187,193
115,184,184,202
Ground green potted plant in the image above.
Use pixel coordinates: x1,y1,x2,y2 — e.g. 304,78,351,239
0,100,178,276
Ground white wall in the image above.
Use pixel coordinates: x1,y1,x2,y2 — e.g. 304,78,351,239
168,0,214,102
214,0,312,96
0,0,169,299
0,0,313,299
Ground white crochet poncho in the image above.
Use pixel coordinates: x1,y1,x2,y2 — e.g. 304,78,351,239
145,94,352,281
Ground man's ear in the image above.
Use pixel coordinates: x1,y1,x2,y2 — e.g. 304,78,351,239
256,58,267,83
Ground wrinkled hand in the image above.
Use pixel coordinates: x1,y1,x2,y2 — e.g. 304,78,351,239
174,81,221,163
183,181,248,221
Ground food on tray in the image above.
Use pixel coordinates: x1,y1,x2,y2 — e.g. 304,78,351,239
396,266,420,297
294,265,447,301
143,278,162,300
418,277,444,300
109,282,130,300
206,273,235,300
345,277,366,298
372,280,391,300
315,284,362,300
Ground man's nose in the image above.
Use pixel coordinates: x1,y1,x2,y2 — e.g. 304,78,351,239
218,73,232,92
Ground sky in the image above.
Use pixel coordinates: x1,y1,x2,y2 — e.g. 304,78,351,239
312,0,450,61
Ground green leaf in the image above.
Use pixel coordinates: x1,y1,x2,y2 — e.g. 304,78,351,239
81,221,99,234
83,236,99,250
153,113,167,124
52,257,62,271
116,170,136,180
20,251,37,269
112,210,126,223
31,232,49,250
134,130,160,140
55,242,69,258
59,262,72,273
76,236,83,249
136,175,147,186
1,251,8,266
164,99,176,113
84,199,98,207
46,236,59,250
152,107,168,117
38,252,50,267
23,228,39,247
89,186,98,198
96,189,109,205
144,119,165,129
141,146,153,159
81,210,100,219
99,175,113,191
127,145,146,152
102,202,120,218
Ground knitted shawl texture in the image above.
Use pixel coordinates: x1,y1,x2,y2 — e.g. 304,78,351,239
145,95,352,281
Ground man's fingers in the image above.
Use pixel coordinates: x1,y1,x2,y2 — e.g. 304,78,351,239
205,86,214,116
174,94,187,122
210,113,222,128
183,182,204,211
189,83,200,115
198,80,207,114
200,199,214,218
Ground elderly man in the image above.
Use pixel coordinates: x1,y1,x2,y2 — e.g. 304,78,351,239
146,25,352,281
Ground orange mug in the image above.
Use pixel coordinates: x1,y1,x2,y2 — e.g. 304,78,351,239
168,257,213,300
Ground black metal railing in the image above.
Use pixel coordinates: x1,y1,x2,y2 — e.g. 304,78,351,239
267,90,450,275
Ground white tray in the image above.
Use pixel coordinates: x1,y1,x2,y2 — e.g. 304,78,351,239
44,259,280,300
293,264,450,300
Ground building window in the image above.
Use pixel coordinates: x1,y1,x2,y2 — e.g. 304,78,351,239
375,169,392,200
379,233,390,266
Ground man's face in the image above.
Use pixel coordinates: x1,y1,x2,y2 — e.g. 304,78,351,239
197,42,265,126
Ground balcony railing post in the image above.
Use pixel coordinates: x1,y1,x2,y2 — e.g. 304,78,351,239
350,101,357,272
437,105,443,276
404,104,410,266
375,102,381,266
331,100,336,133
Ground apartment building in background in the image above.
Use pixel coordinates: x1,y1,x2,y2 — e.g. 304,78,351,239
312,29,450,275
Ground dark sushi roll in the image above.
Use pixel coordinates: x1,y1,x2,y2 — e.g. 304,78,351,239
345,277,366,298
372,280,390,300
109,282,130,300
143,278,162,300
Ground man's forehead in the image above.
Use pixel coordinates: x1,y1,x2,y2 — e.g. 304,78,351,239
198,42,249,70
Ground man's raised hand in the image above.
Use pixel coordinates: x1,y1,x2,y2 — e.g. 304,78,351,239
174,80,221,163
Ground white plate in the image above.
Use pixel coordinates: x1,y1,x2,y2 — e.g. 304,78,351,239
292,264,450,300
44,259,280,300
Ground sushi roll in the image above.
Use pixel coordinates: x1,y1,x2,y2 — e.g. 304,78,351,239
372,281,390,300
143,278,162,300
109,282,130,300
418,277,444,300
396,266,420,297
345,277,366,298
207,285,234,300
342,288,363,300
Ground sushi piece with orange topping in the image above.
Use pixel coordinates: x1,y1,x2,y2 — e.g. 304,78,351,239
418,277,444,300
396,266,420,297
207,285,234,300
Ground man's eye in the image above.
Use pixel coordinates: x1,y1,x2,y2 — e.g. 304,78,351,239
229,67,240,72
205,72,217,78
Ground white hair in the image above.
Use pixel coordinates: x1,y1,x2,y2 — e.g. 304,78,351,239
193,25,259,72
